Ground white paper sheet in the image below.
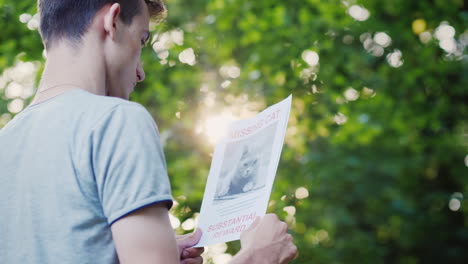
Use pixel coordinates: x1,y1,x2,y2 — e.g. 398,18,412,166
194,95,292,247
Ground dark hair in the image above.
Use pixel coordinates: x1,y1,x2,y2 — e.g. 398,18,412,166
38,0,166,49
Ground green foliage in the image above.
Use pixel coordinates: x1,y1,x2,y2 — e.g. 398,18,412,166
1,0,467,263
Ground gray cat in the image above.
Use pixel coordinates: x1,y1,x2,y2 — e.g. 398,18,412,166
215,145,260,199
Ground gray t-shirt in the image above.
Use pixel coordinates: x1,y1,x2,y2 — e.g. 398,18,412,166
0,89,173,263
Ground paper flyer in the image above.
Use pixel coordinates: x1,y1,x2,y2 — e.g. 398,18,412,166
194,95,292,247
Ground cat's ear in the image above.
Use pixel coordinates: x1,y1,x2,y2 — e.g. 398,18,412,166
241,145,250,156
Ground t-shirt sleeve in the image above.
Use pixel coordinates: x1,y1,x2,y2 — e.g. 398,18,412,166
90,103,173,225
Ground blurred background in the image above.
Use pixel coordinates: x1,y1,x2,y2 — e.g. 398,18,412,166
1,0,467,263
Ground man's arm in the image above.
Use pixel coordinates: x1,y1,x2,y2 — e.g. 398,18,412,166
111,206,296,264
111,203,180,264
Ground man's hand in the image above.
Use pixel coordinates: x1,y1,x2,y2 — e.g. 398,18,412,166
231,214,298,264
176,228,205,264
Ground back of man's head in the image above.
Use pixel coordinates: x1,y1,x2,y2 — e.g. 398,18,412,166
38,0,165,49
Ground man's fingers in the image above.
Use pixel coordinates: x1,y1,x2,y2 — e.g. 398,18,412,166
280,243,298,264
181,256,203,264
189,228,203,244
290,243,298,259
182,247,205,258
177,228,203,249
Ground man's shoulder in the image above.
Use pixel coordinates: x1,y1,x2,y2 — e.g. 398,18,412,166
77,89,143,112
75,89,150,124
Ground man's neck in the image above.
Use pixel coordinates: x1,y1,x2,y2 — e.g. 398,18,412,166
31,38,107,105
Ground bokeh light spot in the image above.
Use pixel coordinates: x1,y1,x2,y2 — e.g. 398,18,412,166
26,14,39,30
181,218,195,230
19,13,32,24
347,5,370,21
283,206,296,216
220,65,241,79
295,187,309,199
439,38,457,53
0,113,12,127
221,80,231,89
317,230,329,242
169,213,181,229
334,112,348,125
179,48,197,66
212,254,233,264
344,87,359,101
8,98,24,114
449,198,461,211
412,19,426,35
419,31,432,44
386,49,403,68
435,22,456,41
302,50,319,66
5,82,23,99
374,32,392,47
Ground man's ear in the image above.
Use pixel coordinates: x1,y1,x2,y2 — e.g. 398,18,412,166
103,3,121,40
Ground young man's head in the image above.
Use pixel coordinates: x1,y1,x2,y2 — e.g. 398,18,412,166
38,0,166,99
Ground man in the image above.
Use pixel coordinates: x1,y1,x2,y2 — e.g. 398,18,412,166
0,0,298,263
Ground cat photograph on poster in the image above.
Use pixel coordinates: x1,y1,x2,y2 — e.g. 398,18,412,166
214,122,278,202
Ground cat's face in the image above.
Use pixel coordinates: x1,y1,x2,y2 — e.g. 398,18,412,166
238,157,258,179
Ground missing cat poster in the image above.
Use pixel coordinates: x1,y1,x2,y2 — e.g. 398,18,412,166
194,95,292,247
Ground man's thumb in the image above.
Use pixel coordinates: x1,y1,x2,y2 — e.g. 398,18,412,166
179,228,203,248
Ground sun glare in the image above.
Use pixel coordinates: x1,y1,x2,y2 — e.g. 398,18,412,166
203,111,236,145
